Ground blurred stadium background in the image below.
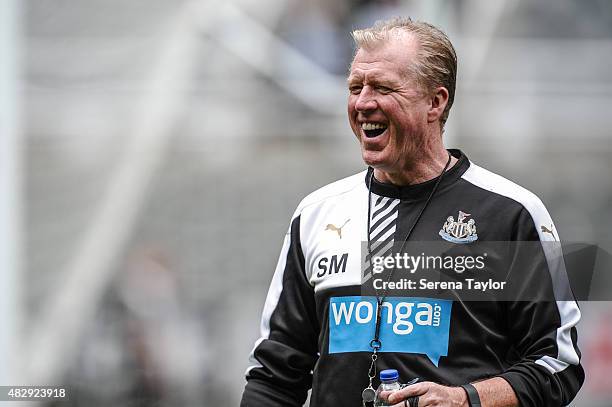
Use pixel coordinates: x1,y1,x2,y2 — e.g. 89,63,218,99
2,0,612,405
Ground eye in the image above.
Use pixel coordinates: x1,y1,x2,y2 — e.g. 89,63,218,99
349,85,362,95
376,86,393,94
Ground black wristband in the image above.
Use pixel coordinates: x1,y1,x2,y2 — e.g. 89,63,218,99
461,383,481,407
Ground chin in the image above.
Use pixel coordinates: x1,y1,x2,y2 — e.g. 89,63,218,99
361,151,389,169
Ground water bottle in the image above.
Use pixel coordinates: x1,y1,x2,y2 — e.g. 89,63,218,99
374,369,402,406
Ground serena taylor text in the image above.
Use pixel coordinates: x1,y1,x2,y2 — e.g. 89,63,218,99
373,278,507,292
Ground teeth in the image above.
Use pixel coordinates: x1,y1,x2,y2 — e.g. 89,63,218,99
361,122,387,131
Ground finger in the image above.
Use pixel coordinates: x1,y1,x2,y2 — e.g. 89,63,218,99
387,383,430,404
380,390,410,403
390,395,420,407
380,390,399,400
379,390,393,401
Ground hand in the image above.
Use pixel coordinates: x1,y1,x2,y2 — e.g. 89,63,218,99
381,382,467,407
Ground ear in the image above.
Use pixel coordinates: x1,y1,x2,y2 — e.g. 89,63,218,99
427,86,449,124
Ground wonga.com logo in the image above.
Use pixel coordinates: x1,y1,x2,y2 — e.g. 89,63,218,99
328,296,452,366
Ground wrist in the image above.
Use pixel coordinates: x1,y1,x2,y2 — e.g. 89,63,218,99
452,386,469,407
460,383,482,407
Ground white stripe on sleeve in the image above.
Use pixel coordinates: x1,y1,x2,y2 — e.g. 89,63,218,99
245,228,292,376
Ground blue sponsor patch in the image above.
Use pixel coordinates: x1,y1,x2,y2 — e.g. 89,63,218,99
329,296,452,366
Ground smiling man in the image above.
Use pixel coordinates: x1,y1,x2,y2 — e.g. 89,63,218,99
348,26,455,187
241,18,583,407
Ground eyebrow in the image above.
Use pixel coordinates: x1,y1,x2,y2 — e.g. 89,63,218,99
347,73,398,87
347,73,362,84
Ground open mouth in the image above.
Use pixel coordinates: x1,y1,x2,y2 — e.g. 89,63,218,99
361,122,388,138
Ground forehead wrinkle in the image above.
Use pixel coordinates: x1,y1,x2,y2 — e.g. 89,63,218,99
348,67,404,88
350,55,414,84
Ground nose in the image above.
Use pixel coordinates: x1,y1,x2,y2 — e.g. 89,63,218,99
354,86,377,112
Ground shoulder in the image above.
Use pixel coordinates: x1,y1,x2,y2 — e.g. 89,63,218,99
461,162,555,241
462,162,547,217
293,170,367,217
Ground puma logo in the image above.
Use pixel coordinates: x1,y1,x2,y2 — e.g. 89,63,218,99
541,224,557,241
325,219,350,239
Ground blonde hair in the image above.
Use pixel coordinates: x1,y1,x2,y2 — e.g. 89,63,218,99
352,17,457,128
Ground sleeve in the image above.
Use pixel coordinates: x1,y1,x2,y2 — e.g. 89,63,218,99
496,206,584,407
240,214,320,407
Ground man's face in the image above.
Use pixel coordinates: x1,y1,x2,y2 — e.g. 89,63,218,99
348,35,432,174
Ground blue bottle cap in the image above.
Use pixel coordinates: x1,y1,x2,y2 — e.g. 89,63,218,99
380,369,399,382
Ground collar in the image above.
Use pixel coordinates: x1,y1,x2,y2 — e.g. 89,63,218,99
365,149,470,201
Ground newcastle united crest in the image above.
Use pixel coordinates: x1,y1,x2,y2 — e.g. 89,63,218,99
439,211,478,243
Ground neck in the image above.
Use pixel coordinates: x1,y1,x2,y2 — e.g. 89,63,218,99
373,147,456,186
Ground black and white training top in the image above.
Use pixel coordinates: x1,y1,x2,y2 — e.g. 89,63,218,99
241,149,584,407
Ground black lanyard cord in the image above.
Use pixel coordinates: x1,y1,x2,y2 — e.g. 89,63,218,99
366,153,452,350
